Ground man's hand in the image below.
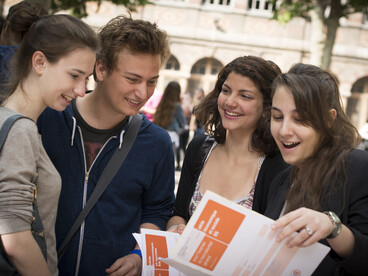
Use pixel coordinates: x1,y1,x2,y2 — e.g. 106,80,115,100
105,253,142,276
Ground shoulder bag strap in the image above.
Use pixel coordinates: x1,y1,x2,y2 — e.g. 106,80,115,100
58,114,143,261
0,114,27,150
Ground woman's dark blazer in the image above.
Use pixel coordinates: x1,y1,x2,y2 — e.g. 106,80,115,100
264,149,368,276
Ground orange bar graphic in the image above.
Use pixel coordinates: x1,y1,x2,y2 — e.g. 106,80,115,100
145,234,169,270
252,240,280,275
194,199,245,244
190,236,227,271
154,270,169,276
263,243,299,276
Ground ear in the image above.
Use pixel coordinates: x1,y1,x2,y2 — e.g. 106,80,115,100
329,109,337,120
32,51,47,75
94,59,107,82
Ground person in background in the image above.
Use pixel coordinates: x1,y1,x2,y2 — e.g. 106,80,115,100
357,120,368,151
266,63,368,275
0,0,48,95
167,56,289,233
140,88,162,122
0,14,98,275
154,81,187,171
179,92,193,162
38,15,174,276
189,87,205,136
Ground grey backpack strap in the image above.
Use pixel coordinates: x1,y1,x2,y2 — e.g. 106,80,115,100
0,114,27,150
58,114,143,261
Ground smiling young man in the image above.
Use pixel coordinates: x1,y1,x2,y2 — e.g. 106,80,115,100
37,15,174,275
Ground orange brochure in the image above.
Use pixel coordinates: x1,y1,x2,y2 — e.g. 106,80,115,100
133,229,186,276
161,191,330,276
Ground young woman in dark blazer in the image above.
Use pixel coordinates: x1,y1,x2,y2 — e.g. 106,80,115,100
267,63,368,275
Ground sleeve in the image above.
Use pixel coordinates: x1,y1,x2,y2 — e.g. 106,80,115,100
176,104,186,130
140,135,176,230
172,135,207,221
253,153,290,214
337,150,368,275
0,119,39,235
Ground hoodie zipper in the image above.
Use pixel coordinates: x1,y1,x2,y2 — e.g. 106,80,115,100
74,126,117,276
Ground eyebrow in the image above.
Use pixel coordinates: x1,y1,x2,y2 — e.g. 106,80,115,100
72,69,88,75
271,106,298,114
223,83,255,94
125,72,160,80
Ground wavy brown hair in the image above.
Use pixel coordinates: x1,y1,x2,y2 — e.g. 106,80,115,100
273,63,361,213
96,15,170,77
195,55,281,156
154,81,181,129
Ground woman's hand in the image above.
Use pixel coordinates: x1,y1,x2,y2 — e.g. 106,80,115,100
271,207,334,248
167,224,186,235
166,216,187,235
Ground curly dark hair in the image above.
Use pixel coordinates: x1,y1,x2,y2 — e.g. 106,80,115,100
195,55,281,156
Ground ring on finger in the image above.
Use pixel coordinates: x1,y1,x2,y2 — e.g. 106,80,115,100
304,227,313,236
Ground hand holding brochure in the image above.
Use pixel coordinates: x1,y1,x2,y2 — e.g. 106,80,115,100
161,191,330,276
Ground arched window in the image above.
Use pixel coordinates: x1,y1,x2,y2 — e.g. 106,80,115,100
187,58,223,95
165,55,180,71
346,76,368,128
190,58,222,75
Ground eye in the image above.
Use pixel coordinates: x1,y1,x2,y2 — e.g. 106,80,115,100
221,88,230,94
272,115,283,121
125,77,139,83
147,79,158,86
71,74,79,79
241,93,252,100
271,112,283,121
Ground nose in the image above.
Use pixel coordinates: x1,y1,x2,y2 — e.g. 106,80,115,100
74,80,86,98
225,93,237,108
279,119,292,137
135,83,149,100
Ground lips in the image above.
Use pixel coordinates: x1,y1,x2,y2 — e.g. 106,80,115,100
224,110,243,117
126,97,140,106
62,94,73,103
282,142,300,149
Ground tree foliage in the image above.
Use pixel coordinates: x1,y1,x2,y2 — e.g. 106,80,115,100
271,0,368,69
51,0,151,18
272,0,367,23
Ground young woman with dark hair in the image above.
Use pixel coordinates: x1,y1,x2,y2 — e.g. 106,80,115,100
167,56,289,233
266,63,368,275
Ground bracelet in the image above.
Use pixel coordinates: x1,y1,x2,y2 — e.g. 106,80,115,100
129,249,142,258
168,224,178,231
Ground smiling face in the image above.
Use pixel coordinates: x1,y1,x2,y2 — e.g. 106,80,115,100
217,72,264,135
40,48,96,111
271,85,321,166
95,48,161,118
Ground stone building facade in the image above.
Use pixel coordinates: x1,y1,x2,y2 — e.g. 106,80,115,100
4,0,368,128
85,0,368,127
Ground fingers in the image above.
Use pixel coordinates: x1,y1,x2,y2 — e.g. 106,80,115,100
167,224,186,234
106,254,142,276
271,207,333,248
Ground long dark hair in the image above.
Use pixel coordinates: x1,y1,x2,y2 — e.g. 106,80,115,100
154,81,181,129
273,63,361,213
195,56,281,156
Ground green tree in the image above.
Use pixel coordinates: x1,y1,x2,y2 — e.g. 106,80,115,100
51,0,150,18
272,0,367,70
0,0,150,19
